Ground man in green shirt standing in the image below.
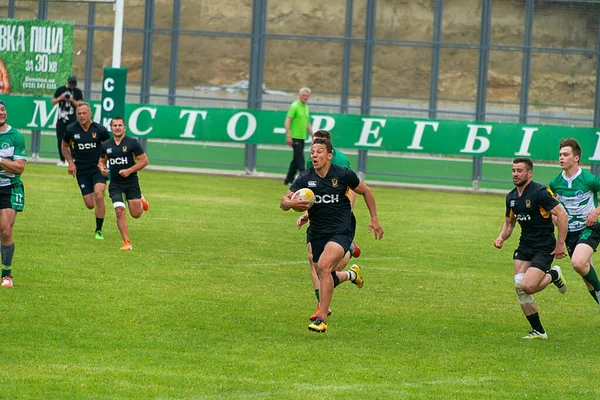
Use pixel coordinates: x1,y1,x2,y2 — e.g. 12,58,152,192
284,87,313,185
0,100,27,288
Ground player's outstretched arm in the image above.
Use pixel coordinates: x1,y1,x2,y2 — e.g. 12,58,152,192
353,180,384,240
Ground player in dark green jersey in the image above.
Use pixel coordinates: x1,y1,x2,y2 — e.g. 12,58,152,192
99,117,149,251
61,103,111,240
0,100,27,288
281,138,384,333
494,158,568,339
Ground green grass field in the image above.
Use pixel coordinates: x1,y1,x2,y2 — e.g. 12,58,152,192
2,163,599,399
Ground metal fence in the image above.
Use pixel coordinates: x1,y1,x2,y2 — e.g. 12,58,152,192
1,0,600,189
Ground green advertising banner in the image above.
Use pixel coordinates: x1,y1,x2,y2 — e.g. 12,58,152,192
100,67,127,125
0,19,74,95
4,95,600,163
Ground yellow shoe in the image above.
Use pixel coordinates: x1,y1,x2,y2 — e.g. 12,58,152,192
350,264,363,288
308,318,328,333
120,241,133,251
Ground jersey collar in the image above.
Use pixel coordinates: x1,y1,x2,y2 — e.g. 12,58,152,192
0,124,11,135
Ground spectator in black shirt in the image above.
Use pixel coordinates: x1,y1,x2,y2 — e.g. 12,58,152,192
52,75,83,166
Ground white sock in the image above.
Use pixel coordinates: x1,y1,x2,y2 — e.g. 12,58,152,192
348,270,356,281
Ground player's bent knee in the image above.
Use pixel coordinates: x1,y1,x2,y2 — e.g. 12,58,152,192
571,259,588,274
514,273,534,305
130,210,142,219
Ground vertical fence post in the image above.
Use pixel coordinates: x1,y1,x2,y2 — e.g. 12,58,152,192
358,0,376,179
138,0,155,151
340,0,353,114
8,0,15,18
472,0,492,190
168,0,181,107
592,7,600,177
245,0,267,174
429,0,443,120
84,2,96,100
519,0,534,125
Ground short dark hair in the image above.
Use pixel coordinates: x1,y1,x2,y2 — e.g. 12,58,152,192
312,137,333,153
559,138,581,162
314,130,331,141
67,75,77,85
513,157,533,171
111,116,125,127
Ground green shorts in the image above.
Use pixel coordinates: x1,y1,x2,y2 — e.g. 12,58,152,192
0,182,25,211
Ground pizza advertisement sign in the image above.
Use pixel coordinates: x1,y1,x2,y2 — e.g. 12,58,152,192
0,19,74,95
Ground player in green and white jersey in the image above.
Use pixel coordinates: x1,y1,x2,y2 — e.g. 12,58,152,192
0,100,27,288
549,138,600,308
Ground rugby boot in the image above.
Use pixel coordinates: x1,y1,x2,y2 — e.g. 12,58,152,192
308,317,328,333
350,264,363,288
1,275,13,288
522,330,547,339
141,196,149,212
309,303,332,321
351,241,361,258
550,266,567,294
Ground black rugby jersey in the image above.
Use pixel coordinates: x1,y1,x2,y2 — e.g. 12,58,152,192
505,180,559,238
63,121,110,171
101,136,145,184
291,164,360,236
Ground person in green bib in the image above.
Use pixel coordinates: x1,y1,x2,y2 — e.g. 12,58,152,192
0,100,27,288
284,87,313,185
549,138,600,309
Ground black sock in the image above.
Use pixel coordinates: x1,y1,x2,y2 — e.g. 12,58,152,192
96,218,104,232
331,271,340,287
548,269,559,281
1,268,11,278
314,289,320,302
1,243,14,267
589,290,599,304
526,312,545,333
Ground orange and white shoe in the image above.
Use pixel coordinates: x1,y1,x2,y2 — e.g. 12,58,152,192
141,196,149,212
309,303,332,321
1,275,13,287
120,241,133,251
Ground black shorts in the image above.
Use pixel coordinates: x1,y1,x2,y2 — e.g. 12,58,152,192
109,179,141,205
0,182,25,211
309,232,353,263
513,241,555,272
76,168,107,196
350,212,356,239
565,225,600,258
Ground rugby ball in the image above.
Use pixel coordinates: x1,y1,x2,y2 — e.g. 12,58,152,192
292,188,316,207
